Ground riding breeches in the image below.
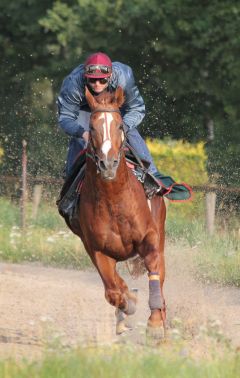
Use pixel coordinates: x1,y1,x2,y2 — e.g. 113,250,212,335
126,128,158,174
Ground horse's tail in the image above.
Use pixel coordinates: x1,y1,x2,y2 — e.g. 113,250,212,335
125,256,146,279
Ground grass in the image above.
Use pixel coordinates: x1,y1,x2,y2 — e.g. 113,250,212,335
166,202,240,287
0,198,91,269
0,344,239,378
194,234,240,286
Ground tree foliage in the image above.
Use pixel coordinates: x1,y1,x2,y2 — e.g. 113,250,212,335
0,0,239,185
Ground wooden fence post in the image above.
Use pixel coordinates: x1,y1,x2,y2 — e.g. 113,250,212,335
205,191,216,235
32,184,42,220
20,140,27,229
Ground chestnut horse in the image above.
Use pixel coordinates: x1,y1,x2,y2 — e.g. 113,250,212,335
71,86,166,336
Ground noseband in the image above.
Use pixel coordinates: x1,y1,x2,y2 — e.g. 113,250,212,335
87,108,126,172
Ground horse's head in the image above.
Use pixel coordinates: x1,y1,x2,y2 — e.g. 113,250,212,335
85,86,125,180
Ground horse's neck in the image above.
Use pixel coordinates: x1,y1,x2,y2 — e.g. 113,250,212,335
85,156,130,197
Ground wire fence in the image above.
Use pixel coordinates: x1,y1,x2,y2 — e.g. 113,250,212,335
1,139,239,233
1,175,240,194
1,174,239,235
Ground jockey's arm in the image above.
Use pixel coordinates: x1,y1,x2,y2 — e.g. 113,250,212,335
120,66,145,132
57,76,86,138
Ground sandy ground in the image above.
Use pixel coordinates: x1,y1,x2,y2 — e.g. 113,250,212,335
0,244,239,360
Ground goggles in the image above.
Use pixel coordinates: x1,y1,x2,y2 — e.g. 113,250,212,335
85,64,112,75
87,77,109,84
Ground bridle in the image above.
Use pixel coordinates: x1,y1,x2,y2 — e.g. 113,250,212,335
86,108,126,172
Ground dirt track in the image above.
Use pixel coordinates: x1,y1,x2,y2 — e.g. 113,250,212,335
0,244,239,360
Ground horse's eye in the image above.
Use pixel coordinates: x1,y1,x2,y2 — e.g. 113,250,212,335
89,125,94,132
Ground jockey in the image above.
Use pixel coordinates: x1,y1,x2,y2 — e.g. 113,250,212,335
58,52,191,201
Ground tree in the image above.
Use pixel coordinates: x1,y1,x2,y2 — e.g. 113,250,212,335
0,0,239,186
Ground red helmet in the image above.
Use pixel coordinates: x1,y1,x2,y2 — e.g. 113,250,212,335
84,52,112,78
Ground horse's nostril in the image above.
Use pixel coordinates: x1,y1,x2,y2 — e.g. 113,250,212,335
99,159,118,171
99,160,107,171
113,160,119,168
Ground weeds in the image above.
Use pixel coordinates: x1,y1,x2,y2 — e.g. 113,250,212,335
0,198,91,269
0,343,239,378
166,202,240,287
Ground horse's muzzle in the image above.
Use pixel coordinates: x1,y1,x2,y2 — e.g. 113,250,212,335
98,158,119,180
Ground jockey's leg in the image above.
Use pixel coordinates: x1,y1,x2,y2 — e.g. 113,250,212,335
65,110,91,176
127,128,192,201
66,137,86,177
126,128,158,174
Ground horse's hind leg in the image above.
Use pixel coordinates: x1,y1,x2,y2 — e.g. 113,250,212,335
140,230,166,339
146,197,167,331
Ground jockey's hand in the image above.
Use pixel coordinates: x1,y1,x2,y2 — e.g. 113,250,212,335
82,131,89,143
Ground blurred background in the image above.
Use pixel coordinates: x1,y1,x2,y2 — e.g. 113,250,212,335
0,0,239,285
0,0,239,179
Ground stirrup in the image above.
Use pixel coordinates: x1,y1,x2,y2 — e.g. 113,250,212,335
143,172,165,199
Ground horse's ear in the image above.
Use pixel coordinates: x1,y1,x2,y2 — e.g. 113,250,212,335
85,86,97,109
114,86,125,108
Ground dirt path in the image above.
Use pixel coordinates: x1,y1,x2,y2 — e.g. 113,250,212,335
0,244,239,360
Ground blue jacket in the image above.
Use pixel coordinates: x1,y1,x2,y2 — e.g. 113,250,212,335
58,62,145,137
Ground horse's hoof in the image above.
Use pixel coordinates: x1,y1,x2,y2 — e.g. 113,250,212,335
146,322,165,342
115,308,133,335
116,320,132,335
125,299,136,315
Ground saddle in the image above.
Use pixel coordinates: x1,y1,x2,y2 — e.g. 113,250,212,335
56,144,164,223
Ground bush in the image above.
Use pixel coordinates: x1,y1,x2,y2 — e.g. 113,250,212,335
147,138,208,219
147,138,208,185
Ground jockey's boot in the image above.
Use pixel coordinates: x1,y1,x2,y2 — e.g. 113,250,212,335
152,171,192,201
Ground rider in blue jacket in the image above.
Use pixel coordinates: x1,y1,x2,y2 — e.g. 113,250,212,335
58,52,191,201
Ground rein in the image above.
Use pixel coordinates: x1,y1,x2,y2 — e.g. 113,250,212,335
87,108,126,171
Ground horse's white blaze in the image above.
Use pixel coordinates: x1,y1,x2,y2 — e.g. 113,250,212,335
147,199,152,211
99,112,114,158
102,140,112,156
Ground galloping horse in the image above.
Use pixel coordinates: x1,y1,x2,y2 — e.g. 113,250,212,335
71,86,166,336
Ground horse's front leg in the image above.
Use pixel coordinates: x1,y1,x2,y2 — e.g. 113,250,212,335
114,273,138,334
141,231,165,338
92,251,136,333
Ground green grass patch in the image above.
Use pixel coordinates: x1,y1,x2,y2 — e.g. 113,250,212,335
0,197,63,230
0,197,20,226
195,234,240,287
33,203,64,230
0,345,239,378
166,202,240,287
0,198,91,269
0,225,90,268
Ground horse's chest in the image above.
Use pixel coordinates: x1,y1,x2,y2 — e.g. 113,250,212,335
80,194,149,257
90,213,142,257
